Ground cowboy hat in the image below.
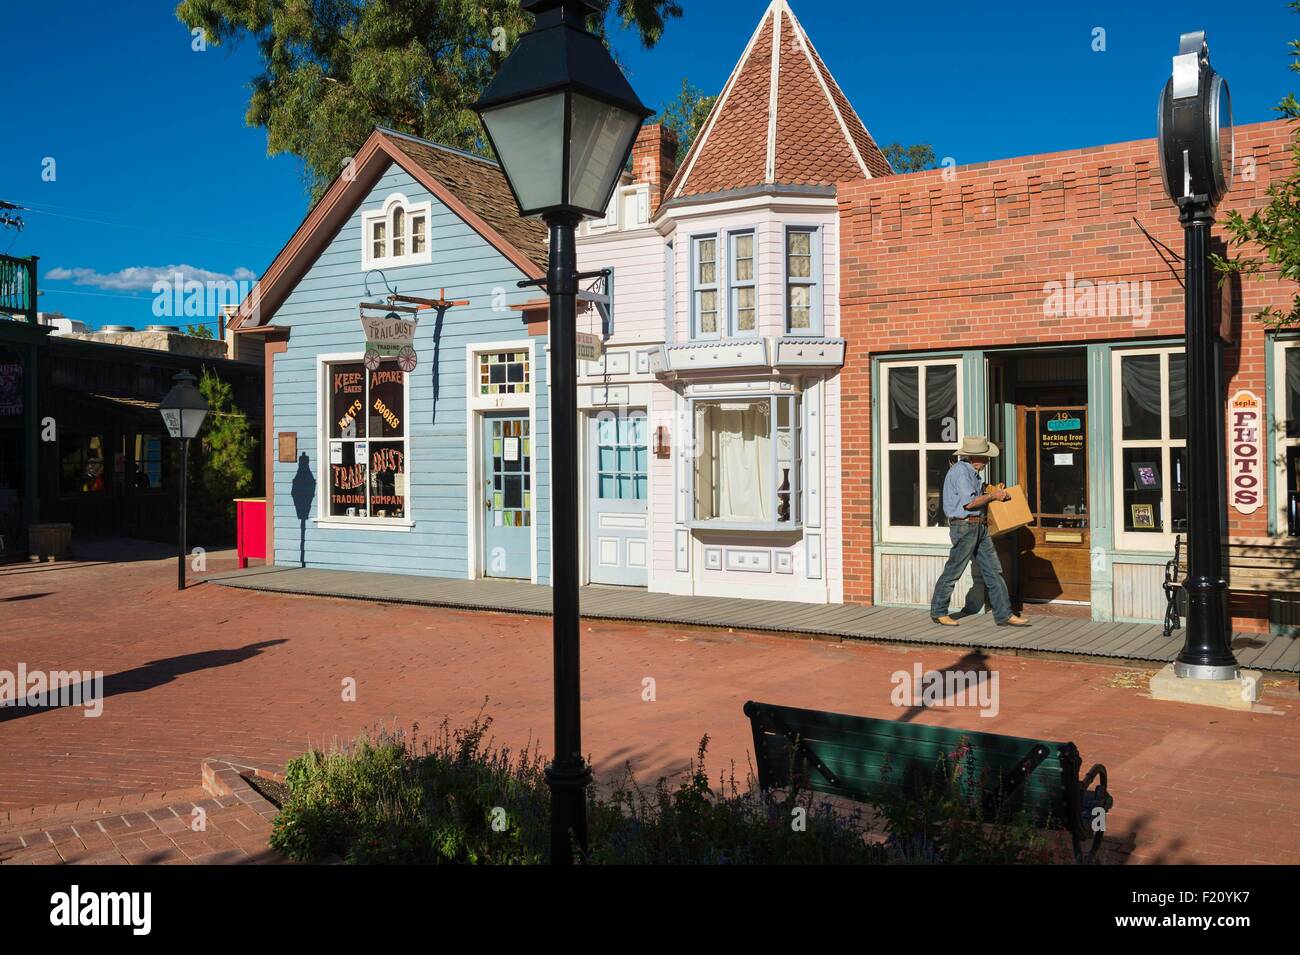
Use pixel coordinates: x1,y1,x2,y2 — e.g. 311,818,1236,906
957,435,1000,458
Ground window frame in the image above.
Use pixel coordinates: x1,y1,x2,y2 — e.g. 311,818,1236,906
316,353,414,530
361,193,433,270
879,357,964,545
686,390,802,532
1111,345,1186,552
1274,337,1300,536
784,225,822,336
728,228,758,338
690,231,723,340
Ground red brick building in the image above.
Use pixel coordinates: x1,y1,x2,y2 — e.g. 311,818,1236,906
837,119,1297,632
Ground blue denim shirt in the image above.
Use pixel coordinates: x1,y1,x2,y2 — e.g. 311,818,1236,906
942,460,985,519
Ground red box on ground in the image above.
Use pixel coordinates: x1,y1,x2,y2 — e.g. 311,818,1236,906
235,498,266,568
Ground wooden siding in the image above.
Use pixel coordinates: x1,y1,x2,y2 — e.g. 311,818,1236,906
270,163,549,581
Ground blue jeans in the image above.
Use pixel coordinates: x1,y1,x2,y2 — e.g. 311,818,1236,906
930,522,1013,623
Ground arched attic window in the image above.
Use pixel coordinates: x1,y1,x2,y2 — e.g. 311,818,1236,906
363,193,432,269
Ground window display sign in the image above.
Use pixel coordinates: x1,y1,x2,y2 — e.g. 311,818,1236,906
1228,389,1262,514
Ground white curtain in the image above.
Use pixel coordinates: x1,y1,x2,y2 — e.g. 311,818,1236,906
697,403,771,521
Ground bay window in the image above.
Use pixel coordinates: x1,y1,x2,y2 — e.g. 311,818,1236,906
691,234,720,338
692,394,799,528
880,359,961,542
785,226,820,334
729,230,756,336
1112,347,1186,549
325,359,408,521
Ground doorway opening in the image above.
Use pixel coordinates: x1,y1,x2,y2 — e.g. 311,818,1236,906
988,349,1090,605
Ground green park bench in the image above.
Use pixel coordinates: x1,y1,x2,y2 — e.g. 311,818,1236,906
743,700,1113,862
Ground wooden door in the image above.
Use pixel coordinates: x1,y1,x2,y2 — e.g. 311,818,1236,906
1016,406,1091,602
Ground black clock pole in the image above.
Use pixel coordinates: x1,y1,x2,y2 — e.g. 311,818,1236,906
1174,195,1238,678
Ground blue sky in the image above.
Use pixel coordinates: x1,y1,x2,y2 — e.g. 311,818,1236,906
2,0,1296,329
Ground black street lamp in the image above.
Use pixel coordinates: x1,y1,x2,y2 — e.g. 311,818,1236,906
474,0,650,864
159,370,209,591
1157,31,1240,680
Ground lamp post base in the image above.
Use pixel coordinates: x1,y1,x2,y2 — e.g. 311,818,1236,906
1172,661,1240,681
1152,663,1260,710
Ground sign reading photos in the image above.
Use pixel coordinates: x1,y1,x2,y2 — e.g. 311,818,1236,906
328,360,406,519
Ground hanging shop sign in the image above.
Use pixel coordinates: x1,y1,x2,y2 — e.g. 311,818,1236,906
359,305,419,372
576,332,604,362
1228,389,1262,515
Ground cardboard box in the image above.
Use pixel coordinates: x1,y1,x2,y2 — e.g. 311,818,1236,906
986,485,1032,538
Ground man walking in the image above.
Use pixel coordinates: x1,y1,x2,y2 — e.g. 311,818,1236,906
931,436,1030,627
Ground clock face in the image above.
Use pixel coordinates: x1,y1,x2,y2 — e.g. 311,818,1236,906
1213,74,1234,194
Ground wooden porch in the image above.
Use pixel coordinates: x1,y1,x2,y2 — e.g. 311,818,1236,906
208,565,1300,673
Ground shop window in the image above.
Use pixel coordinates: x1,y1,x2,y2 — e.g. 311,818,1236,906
691,394,799,528
324,360,407,521
691,234,720,338
478,350,530,396
60,434,107,495
595,411,647,501
1281,343,1300,535
1113,348,1186,548
785,226,820,334
880,360,961,542
132,433,166,491
362,194,431,269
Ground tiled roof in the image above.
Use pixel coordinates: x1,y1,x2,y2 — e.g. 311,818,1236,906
665,0,891,201
383,131,549,270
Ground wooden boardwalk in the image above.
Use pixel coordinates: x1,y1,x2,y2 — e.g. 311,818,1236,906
208,565,1300,673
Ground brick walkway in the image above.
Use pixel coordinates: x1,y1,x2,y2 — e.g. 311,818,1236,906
2,543,1297,864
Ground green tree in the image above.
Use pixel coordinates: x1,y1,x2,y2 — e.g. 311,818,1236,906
176,0,684,200
184,322,215,339
1212,3,1300,328
656,77,716,156
881,142,937,174
192,368,256,543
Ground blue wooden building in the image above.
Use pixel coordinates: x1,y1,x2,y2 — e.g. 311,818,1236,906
230,128,554,584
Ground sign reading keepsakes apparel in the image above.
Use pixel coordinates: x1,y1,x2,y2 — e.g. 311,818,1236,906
1228,390,1263,515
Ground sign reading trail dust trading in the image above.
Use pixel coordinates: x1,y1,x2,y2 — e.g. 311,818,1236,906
360,310,419,372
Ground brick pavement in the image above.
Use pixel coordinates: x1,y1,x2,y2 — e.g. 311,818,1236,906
1,547,1297,864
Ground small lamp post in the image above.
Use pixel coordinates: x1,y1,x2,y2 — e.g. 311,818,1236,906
159,370,209,591
473,0,650,863
1156,32,1240,680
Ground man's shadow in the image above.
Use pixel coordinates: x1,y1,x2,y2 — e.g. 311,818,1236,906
0,640,287,723
290,452,316,568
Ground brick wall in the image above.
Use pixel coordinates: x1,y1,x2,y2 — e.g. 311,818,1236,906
837,120,1295,609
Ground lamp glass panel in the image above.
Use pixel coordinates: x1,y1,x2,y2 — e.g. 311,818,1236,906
481,93,566,212
181,407,208,440
568,92,640,215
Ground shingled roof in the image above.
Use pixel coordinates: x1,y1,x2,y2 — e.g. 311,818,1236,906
230,128,547,330
382,130,549,269
665,0,891,203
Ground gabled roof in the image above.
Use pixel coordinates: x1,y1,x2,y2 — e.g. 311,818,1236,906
231,128,546,330
664,0,891,204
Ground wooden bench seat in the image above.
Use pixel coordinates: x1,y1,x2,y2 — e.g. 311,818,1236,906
744,700,1112,862
1163,535,1300,635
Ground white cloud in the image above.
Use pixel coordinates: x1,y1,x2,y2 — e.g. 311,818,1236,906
45,264,257,291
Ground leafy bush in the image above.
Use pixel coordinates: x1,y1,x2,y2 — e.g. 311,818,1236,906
270,713,1068,865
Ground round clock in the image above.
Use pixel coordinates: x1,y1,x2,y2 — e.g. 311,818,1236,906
1157,31,1233,207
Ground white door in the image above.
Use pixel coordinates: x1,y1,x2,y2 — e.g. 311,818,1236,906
588,409,648,586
